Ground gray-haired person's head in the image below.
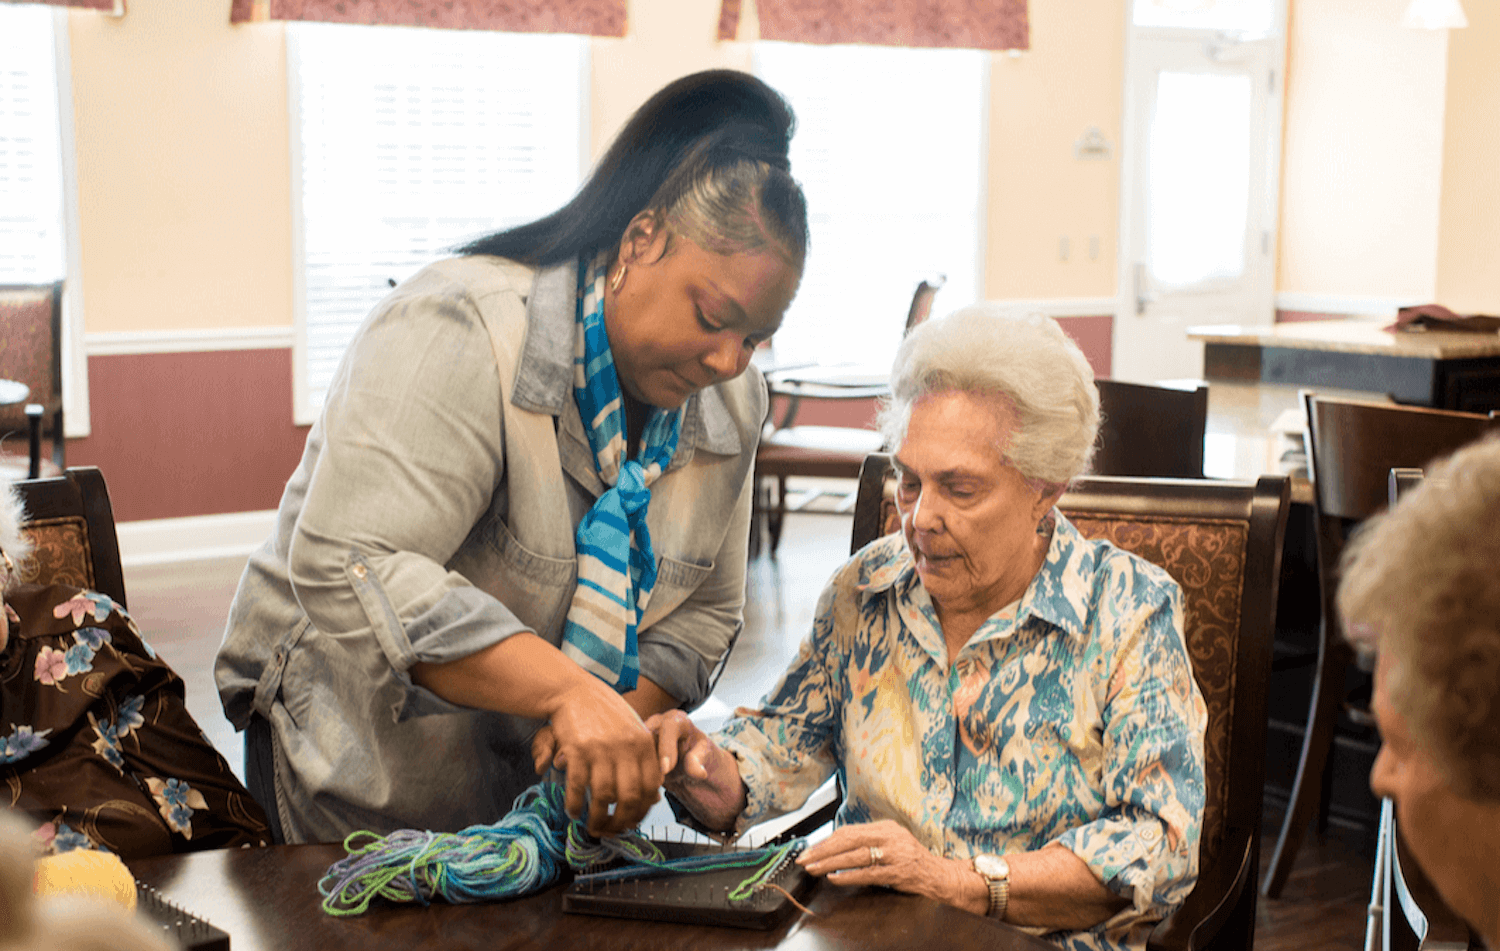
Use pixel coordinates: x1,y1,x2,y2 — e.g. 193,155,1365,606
877,304,1100,488
0,482,32,593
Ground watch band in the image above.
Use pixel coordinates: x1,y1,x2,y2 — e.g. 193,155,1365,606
987,872,1010,920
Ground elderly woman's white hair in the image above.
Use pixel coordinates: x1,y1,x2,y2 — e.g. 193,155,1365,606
1,481,34,588
877,304,1100,486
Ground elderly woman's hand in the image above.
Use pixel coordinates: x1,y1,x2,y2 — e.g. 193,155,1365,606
796,820,989,916
645,709,747,833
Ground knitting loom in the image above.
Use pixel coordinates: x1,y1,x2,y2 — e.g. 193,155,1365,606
561,833,816,930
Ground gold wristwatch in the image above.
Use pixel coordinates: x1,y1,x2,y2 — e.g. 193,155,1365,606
972,853,1011,920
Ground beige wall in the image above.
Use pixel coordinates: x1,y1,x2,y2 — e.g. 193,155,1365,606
61,0,1125,337
984,0,1123,299
1277,0,1451,301
1433,0,1500,313
67,2,292,333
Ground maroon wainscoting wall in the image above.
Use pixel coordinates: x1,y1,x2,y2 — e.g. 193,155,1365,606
66,349,310,523
62,312,1115,523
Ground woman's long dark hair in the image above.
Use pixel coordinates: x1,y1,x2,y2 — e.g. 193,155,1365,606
459,70,804,267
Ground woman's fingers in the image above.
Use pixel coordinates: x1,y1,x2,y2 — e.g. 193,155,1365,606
531,725,558,774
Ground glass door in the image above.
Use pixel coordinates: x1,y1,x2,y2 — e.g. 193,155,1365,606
1114,0,1286,382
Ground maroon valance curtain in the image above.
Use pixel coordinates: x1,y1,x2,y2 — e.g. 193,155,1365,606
718,0,1029,51
229,0,626,35
3,0,122,11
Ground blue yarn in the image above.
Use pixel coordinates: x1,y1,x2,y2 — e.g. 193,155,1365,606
318,781,802,916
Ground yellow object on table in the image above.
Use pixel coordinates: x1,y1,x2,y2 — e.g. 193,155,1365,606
33,849,138,912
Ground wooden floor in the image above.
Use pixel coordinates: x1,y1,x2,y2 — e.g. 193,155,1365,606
123,502,1374,951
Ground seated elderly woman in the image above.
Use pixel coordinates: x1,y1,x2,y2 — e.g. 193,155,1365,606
0,482,270,857
652,305,1207,951
1339,436,1500,948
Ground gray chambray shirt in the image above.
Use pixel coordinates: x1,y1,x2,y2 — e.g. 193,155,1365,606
215,255,764,844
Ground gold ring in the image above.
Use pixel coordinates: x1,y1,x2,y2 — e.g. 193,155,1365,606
868,845,882,866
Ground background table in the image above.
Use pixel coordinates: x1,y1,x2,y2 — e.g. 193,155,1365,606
1189,315,1500,412
128,845,1056,951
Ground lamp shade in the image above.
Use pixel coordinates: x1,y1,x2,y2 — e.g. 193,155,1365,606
1402,0,1467,29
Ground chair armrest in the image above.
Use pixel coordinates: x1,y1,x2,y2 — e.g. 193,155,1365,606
1148,833,1254,951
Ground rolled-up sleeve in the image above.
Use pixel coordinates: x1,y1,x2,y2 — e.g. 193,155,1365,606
287,280,529,675
715,577,846,833
1051,586,1207,928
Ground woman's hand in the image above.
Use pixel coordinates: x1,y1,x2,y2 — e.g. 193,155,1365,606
543,678,663,838
796,820,989,915
645,709,746,833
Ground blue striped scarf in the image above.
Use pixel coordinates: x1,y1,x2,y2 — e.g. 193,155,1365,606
561,253,683,691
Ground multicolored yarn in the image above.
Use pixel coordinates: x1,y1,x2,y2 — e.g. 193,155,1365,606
317,782,805,916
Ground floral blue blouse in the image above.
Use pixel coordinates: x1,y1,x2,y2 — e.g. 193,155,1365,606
716,515,1208,951
2,582,269,857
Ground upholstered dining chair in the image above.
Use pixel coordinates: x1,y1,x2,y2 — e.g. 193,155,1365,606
847,453,1291,951
13,466,128,607
1093,379,1209,479
752,276,944,557
1261,395,1500,898
0,281,66,480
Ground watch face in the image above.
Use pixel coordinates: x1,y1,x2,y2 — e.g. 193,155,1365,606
974,854,1010,880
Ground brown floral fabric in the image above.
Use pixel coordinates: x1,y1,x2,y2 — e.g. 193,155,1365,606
721,0,1029,50
17,518,97,593
1,582,270,858
230,0,626,35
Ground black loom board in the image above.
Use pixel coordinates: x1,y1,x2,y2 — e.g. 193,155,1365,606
561,840,816,930
135,880,232,951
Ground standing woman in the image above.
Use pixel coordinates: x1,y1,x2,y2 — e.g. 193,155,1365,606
216,70,808,844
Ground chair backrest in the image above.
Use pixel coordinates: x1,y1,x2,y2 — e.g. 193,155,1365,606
0,281,64,435
1093,379,1209,479
1302,394,1500,642
851,453,1291,951
903,275,945,336
14,466,128,607
1303,394,1500,522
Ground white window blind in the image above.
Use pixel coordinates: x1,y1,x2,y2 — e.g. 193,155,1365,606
754,44,986,371
0,5,66,283
289,23,586,422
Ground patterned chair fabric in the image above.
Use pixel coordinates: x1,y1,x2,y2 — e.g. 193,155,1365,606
18,516,98,592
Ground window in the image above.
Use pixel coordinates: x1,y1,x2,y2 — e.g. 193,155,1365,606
754,43,986,370
289,23,587,422
0,4,67,283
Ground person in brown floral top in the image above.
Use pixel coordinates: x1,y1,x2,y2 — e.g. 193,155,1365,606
1,482,269,858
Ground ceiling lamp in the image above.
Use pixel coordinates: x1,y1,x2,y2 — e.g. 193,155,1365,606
1402,0,1468,29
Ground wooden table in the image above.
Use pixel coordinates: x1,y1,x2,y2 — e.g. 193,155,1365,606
128,845,1055,951
1189,316,1500,412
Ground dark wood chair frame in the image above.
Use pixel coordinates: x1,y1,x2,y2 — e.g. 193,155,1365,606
14,466,127,607
1261,395,1500,898
837,453,1290,951
1093,379,1209,479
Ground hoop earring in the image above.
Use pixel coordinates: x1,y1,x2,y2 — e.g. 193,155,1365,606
610,265,626,293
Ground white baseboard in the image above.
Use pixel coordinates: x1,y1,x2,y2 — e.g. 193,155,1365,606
117,509,277,568
87,326,295,357
1274,293,1422,317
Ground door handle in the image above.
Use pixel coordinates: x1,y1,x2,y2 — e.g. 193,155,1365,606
1134,263,1157,315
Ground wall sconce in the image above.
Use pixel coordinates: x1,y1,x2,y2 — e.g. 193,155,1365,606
1401,0,1467,29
